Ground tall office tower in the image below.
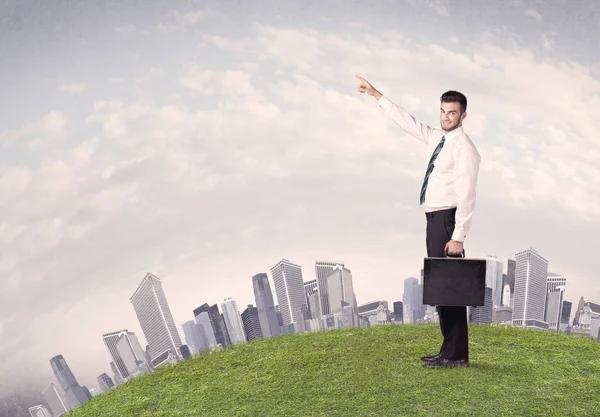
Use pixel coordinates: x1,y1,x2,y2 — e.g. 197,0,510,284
545,272,567,331
194,310,218,348
182,320,199,353
241,304,263,341
193,303,229,347
97,373,114,392
304,279,318,295
103,330,149,380
307,288,321,320
130,273,183,360
49,355,88,408
252,273,281,338
109,361,123,385
504,259,516,305
42,382,71,417
501,274,511,307
512,248,549,328
271,259,306,326
572,296,586,327
393,301,404,324
469,287,493,323
315,261,348,316
28,405,52,417
403,277,420,323
561,300,572,327
547,273,567,292
221,297,247,344
324,265,357,315
485,255,504,307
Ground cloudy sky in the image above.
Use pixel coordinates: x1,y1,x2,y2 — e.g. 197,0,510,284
1,0,599,396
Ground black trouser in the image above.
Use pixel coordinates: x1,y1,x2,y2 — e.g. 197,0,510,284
425,207,469,361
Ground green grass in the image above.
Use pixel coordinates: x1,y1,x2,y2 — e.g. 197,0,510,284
69,325,600,416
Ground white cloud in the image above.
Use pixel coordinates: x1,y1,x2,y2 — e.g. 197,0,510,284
59,82,88,95
158,9,223,32
0,110,68,148
525,9,543,23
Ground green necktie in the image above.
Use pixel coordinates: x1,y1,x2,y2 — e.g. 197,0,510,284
420,136,445,205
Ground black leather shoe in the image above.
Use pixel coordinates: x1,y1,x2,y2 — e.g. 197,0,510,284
423,357,469,368
420,353,442,363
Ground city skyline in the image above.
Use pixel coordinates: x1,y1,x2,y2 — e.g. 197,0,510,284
24,245,593,407
2,0,600,403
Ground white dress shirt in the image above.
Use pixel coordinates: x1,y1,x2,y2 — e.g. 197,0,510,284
377,95,481,242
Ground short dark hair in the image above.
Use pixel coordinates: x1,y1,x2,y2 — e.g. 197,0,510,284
440,90,467,113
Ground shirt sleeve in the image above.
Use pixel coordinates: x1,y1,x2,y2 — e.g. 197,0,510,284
377,95,435,145
451,140,481,242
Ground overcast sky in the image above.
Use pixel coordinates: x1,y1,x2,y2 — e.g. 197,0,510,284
1,0,599,396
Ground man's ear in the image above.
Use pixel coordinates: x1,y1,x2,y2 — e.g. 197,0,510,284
461,111,467,122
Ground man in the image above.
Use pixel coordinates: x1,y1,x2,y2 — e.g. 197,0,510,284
355,75,481,368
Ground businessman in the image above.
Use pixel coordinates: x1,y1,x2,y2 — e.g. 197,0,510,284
355,75,481,368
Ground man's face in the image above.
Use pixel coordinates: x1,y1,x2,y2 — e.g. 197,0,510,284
440,101,465,132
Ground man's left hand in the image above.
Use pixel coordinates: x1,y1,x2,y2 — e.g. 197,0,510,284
445,239,464,256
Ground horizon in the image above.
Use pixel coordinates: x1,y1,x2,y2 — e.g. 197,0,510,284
1,0,600,406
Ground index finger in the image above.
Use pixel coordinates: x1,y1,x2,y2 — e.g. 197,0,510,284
355,75,366,82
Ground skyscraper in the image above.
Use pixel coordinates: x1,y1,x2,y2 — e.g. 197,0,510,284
28,405,52,417
271,259,306,327
252,273,281,338
130,273,183,360
325,265,357,315
193,303,228,347
315,261,344,316
42,382,70,417
97,373,114,392
485,255,504,307
403,277,420,323
49,355,88,409
241,304,263,341
102,330,149,380
221,297,247,344
512,248,549,328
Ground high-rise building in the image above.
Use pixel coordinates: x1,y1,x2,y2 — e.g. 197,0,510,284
241,304,263,341
561,300,572,327
403,277,420,323
130,273,182,360
194,311,217,349
97,373,114,392
485,255,504,307
49,354,88,409
545,272,567,331
42,381,71,417
315,261,345,316
512,248,549,328
323,265,357,315
221,297,247,344
469,287,493,323
547,272,567,292
271,259,306,327
193,303,228,347
393,301,404,324
102,330,149,380
252,273,281,338
28,405,52,417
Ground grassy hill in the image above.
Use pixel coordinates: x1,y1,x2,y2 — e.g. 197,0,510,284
69,324,600,416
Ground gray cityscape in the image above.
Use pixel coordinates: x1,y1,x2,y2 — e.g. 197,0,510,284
27,248,600,416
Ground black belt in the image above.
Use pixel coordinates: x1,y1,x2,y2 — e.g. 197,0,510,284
425,207,456,219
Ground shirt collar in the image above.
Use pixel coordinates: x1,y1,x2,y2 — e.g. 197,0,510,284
442,126,464,141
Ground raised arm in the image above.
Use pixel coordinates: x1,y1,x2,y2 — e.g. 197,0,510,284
355,75,436,145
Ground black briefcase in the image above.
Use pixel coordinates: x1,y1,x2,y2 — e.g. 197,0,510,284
422,250,487,307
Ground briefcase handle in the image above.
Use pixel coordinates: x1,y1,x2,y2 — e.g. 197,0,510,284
445,248,465,258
